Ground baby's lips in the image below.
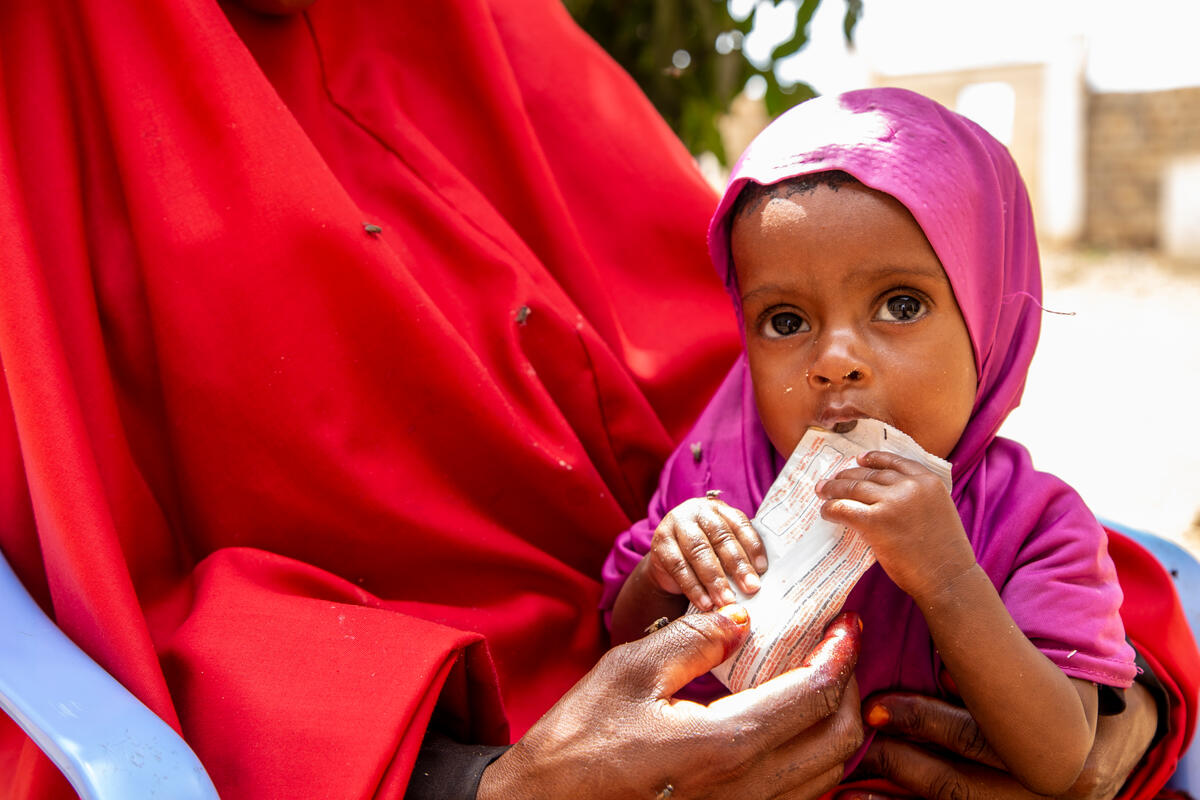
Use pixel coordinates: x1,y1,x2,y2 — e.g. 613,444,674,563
809,416,885,436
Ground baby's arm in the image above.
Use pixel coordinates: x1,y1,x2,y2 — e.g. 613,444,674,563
609,497,766,645
918,563,1098,793
818,451,1097,795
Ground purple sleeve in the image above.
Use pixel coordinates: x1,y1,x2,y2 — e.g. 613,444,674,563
992,483,1138,688
597,428,722,629
598,457,673,630
598,515,654,630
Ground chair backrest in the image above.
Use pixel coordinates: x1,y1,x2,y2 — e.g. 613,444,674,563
1102,520,1200,794
0,549,220,800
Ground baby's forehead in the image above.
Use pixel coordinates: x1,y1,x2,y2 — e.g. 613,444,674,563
730,171,861,222
729,177,951,293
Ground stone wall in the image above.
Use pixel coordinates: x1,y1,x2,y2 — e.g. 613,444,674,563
1085,87,1200,250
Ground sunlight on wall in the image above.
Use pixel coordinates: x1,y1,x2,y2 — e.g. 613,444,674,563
955,81,1016,145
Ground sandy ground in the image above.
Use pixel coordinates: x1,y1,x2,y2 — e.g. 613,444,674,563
999,246,1200,556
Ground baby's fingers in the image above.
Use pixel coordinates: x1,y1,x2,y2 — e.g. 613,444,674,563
684,510,749,605
814,470,888,532
649,531,716,610
720,506,766,574
855,450,929,476
815,467,898,504
701,504,765,596
653,516,736,610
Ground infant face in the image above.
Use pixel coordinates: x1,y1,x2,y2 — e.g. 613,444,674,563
731,180,977,459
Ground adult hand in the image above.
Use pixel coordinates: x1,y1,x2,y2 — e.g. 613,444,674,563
842,680,1158,800
480,608,864,800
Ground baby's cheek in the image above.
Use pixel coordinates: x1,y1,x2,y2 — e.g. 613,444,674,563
753,388,807,457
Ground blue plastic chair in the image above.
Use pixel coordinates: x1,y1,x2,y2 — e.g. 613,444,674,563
0,548,220,799
1102,520,1200,793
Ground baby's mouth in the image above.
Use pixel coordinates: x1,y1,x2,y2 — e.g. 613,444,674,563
808,419,861,435
812,410,871,434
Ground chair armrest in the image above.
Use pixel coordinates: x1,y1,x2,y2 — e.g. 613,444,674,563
0,549,219,800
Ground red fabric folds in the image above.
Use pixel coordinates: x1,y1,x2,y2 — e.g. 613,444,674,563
0,0,735,796
0,0,1193,798
1108,531,1200,800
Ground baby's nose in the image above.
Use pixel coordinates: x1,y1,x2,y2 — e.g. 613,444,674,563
807,335,870,387
808,367,866,386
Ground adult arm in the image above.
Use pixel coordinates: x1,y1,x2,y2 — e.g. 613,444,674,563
841,681,1158,800
480,609,864,800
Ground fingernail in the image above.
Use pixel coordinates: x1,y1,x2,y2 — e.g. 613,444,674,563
743,572,761,592
814,479,827,493
717,604,748,626
865,704,890,727
695,594,713,610
720,588,737,606
754,555,768,572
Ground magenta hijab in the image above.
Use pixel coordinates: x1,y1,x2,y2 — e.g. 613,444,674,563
602,88,1135,698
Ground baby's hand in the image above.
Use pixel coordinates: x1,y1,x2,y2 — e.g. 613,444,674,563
815,451,976,603
647,496,767,611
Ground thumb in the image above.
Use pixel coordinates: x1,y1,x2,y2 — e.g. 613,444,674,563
626,605,750,699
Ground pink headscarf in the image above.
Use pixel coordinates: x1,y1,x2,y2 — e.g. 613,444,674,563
602,88,1136,699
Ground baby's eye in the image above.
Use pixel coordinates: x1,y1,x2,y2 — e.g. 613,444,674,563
761,311,809,338
875,294,927,322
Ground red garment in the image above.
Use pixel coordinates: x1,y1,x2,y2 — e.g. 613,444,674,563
1108,530,1200,800
0,2,1193,800
0,0,735,796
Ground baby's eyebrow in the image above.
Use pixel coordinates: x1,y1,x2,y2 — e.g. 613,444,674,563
843,264,948,285
739,283,795,304
740,265,948,302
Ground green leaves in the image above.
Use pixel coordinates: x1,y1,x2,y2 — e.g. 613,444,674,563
564,0,861,163
843,0,862,43
770,0,819,61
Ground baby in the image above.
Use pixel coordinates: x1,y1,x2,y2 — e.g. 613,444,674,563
601,88,1136,795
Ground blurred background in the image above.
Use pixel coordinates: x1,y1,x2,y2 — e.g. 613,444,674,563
567,0,1200,552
